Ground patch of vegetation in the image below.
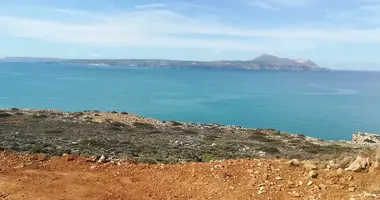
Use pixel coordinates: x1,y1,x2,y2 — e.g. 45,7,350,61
171,121,183,126
32,114,48,119
133,122,155,129
45,129,64,134
0,113,12,117
79,139,108,147
147,130,164,135
181,129,199,135
110,121,127,127
0,109,363,164
248,133,273,142
258,146,280,154
204,134,222,142
364,139,376,143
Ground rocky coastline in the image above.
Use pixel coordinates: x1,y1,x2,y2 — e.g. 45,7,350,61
0,108,377,163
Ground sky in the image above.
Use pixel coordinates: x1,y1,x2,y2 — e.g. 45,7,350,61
0,0,380,69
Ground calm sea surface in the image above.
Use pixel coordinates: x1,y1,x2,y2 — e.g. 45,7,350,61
1,62,380,140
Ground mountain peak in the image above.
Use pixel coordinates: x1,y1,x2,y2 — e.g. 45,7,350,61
253,54,279,61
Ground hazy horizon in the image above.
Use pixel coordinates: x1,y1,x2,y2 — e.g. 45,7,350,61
0,0,380,70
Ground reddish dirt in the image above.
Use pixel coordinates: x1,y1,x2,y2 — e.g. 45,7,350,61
1,151,379,200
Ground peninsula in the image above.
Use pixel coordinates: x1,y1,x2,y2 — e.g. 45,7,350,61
0,54,327,71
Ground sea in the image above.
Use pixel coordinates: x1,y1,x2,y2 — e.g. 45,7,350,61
1,62,380,140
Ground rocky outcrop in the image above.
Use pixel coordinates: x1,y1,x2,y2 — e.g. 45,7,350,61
352,132,380,146
345,156,370,172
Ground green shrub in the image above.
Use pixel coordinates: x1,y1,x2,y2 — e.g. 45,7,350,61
259,146,280,154
0,113,12,117
45,129,64,134
133,122,155,129
171,121,183,126
248,133,273,142
32,114,48,119
110,121,127,127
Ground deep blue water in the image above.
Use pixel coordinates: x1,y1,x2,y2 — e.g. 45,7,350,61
1,62,380,140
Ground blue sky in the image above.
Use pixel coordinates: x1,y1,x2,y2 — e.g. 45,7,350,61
0,0,380,69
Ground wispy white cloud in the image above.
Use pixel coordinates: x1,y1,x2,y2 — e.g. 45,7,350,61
134,3,166,9
248,0,313,10
134,2,214,11
0,6,380,54
326,4,380,25
325,0,380,25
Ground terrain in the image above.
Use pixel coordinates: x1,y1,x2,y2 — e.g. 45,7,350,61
1,151,380,200
0,54,327,71
1,108,380,200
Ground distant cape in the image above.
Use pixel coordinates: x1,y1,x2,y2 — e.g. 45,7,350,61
0,54,327,71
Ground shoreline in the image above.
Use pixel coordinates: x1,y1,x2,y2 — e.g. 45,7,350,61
0,108,375,163
0,108,374,143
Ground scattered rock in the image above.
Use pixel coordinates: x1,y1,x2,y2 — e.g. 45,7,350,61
258,186,265,195
348,187,355,192
291,191,301,197
318,184,327,190
65,155,76,161
374,148,380,169
263,173,269,180
337,168,344,175
307,181,313,186
287,159,300,166
338,157,354,169
352,132,380,145
85,156,98,163
345,156,370,172
97,155,107,163
276,176,282,180
303,161,318,170
325,179,334,185
309,170,318,178
331,184,346,190
328,160,339,169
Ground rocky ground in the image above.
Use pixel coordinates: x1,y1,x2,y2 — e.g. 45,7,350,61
1,108,380,199
1,151,380,200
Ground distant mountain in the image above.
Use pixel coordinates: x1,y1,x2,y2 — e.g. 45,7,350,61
251,54,321,69
0,55,327,71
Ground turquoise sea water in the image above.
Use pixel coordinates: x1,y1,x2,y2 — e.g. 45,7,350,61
1,62,380,140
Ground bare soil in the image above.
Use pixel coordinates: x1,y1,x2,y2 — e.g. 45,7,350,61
1,151,380,200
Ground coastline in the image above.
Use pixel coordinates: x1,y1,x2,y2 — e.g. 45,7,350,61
0,108,375,163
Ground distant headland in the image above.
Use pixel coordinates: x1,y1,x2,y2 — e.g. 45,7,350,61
0,54,327,71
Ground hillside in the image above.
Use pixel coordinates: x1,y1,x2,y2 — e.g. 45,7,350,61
0,54,327,71
0,108,363,162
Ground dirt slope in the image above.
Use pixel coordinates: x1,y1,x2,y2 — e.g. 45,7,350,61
1,151,379,200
